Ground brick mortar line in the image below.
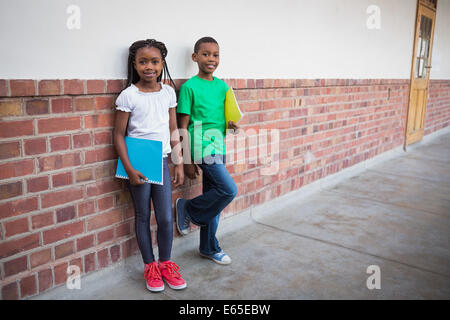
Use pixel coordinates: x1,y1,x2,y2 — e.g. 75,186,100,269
0,187,129,224
0,110,115,123
238,94,408,107
0,234,136,288
0,92,409,121
0,207,134,259
1,79,448,100
238,99,408,118
0,105,407,166
0,172,121,204
0,145,116,165
0,119,404,192
226,139,403,201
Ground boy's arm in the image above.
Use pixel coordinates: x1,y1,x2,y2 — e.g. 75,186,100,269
177,113,200,179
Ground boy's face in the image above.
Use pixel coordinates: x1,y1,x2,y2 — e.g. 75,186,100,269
192,42,220,76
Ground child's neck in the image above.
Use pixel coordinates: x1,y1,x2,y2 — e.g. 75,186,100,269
135,80,161,92
197,72,214,81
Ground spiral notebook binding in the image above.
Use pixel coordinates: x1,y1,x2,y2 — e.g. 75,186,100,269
115,174,163,185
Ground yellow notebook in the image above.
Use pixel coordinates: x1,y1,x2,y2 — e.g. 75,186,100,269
224,87,243,129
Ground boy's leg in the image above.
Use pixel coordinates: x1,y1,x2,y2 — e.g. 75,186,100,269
150,158,173,262
199,173,221,255
185,155,237,227
128,182,155,264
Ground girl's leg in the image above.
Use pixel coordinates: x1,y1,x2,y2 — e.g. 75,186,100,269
150,158,173,262
128,183,154,264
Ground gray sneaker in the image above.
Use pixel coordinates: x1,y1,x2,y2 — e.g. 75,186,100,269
175,198,190,236
199,251,232,265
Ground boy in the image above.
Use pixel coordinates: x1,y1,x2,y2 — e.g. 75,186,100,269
175,36,239,265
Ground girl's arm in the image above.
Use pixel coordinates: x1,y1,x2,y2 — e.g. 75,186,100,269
113,110,147,185
177,113,200,179
169,108,184,187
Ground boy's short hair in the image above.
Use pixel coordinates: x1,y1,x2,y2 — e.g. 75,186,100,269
194,37,219,53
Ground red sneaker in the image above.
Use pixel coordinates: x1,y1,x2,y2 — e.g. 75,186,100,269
144,262,164,292
158,260,187,290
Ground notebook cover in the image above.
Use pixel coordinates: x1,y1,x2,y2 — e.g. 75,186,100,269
225,87,244,129
115,136,163,185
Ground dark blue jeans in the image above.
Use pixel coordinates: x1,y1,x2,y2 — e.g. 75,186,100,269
128,158,173,264
185,155,238,255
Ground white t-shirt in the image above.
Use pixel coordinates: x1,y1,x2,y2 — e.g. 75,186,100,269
115,83,177,156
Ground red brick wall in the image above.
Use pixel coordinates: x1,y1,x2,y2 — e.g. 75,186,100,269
424,80,450,135
0,78,448,299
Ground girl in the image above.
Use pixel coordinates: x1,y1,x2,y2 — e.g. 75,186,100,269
114,39,186,292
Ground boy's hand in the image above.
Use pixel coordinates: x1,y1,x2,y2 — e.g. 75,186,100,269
128,169,148,185
172,164,184,187
184,163,200,180
228,121,240,134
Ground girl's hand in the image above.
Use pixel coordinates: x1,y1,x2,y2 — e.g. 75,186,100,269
172,164,184,187
228,121,240,134
184,163,200,180
128,169,148,185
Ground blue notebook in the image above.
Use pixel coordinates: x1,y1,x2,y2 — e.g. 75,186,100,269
115,136,163,185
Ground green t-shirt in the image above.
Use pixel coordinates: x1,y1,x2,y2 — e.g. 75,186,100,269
177,75,229,162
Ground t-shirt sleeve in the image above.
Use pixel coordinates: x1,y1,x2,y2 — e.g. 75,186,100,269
115,89,132,112
167,85,177,109
176,84,192,115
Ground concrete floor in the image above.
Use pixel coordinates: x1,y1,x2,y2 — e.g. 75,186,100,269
33,129,450,300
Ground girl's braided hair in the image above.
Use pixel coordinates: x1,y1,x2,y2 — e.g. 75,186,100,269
125,39,176,90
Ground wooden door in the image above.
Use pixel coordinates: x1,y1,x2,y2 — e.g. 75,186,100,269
405,0,437,146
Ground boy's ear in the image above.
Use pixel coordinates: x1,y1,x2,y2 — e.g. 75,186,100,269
192,53,198,62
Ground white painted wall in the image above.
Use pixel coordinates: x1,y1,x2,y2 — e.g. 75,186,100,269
430,0,450,79
0,0,448,79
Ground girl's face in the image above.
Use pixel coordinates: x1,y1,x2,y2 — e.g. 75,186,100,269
133,47,164,83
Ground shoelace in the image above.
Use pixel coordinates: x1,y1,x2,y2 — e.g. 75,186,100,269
144,263,162,281
160,261,182,279
184,216,190,227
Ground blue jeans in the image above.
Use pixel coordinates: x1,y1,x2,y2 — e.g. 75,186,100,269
185,155,238,255
128,158,173,264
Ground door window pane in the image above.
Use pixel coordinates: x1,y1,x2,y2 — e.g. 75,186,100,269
415,15,432,78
